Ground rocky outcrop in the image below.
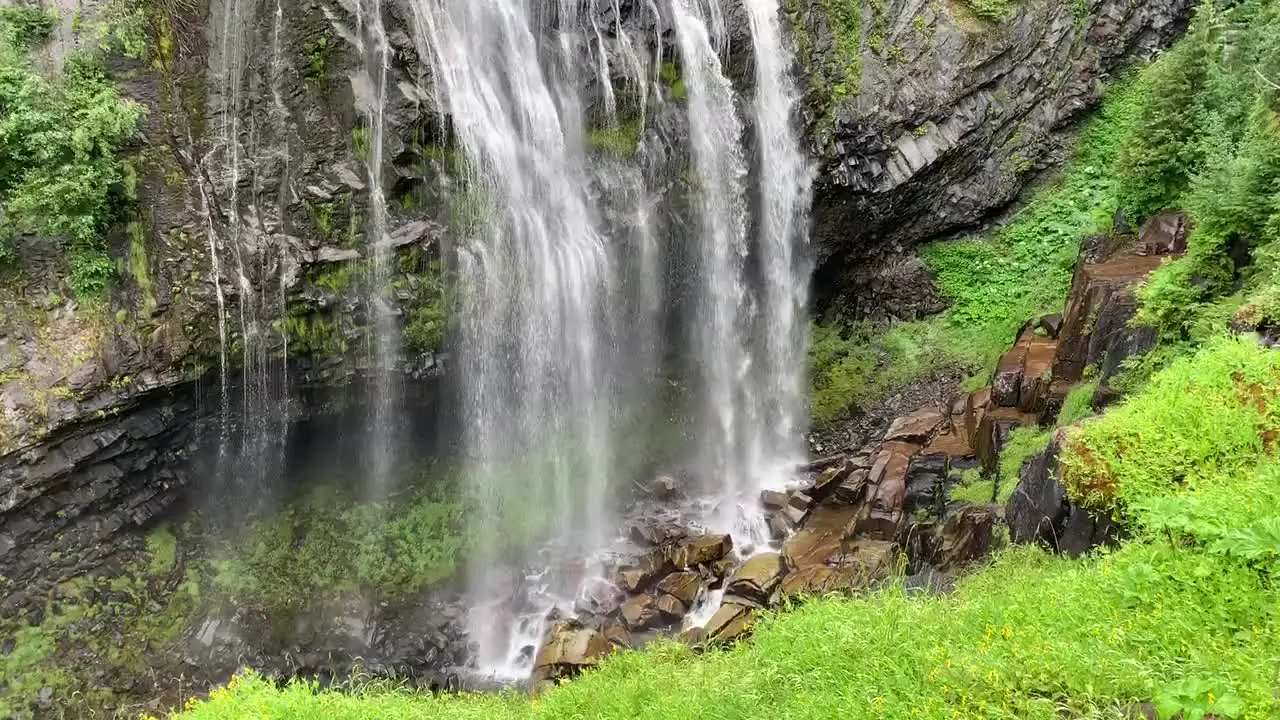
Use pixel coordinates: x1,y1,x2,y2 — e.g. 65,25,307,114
796,0,1191,316
1005,432,1119,555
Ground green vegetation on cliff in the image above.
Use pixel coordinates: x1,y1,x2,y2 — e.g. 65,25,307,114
0,8,141,296
1119,0,1280,366
809,74,1145,425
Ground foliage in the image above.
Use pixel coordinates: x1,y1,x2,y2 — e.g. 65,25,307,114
949,467,994,504
961,0,1017,22
0,6,56,49
0,40,140,294
1061,336,1280,522
1125,0,1280,351
171,533,1279,719
1055,380,1098,426
208,476,467,610
996,426,1050,503
809,76,1146,425
587,118,643,159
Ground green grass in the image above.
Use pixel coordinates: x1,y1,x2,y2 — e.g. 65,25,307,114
809,76,1147,426
1056,380,1099,427
995,426,1052,503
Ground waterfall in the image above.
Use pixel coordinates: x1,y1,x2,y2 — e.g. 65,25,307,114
667,0,756,544
397,0,809,676
353,0,400,498
206,0,293,500
407,0,646,675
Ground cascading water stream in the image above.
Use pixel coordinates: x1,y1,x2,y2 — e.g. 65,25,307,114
353,0,400,498
398,0,808,677
407,0,638,676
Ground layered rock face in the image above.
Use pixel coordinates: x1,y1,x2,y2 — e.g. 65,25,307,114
795,0,1190,317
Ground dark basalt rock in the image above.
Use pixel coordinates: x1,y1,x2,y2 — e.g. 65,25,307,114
800,0,1191,317
1005,432,1119,556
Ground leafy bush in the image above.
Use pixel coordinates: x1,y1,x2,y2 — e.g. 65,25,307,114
0,6,56,49
0,40,140,295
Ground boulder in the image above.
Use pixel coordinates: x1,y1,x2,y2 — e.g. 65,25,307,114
932,505,1001,572
532,621,611,680
656,593,686,620
807,460,852,501
615,548,672,593
782,491,813,526
832,469,870,504
668,533,733,569
1018,336,1058,414
650,474,679,500
573,578,623,617
656,571,701,607
1138,212,1188,255
601,621,633,648
783,505,859,568
620,593,663,631
702,603,753,645
905,452,949,517
723,552,784,608
869,442,916,514
1006,431,1120,556
798,455,847,473
779,541,894,599
883,409,947,445
1038,313,1064,338
992,331,1032,407
759,489,788,510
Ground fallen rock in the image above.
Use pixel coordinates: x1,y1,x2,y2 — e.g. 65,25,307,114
992,331,1032,407
656,593,686,620
723,552,784,608
832,469,870,504
620,593,663,631
703,603,753,645
601,621,633,648
532,621,611,683
933,504,1001,572
799,455,847,473
616,548,672,592
869,442,916,514
779,540,895,599
656,571,701,607
782,491,813,526
760,489,788,510
807,460,852,501
883,409,947,445
650,474,679,500
574,578,623,617
668,534,733,570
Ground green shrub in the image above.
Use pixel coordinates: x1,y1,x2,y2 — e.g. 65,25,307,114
0,6,56,48
1055,380,1098,426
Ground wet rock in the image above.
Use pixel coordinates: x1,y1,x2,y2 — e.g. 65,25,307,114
702,603,754,645
759,489,788,511
869,442,916,515
1138,212,1188,255
807,460,852,501
601,621,633,649
883,409,947,445
932,505,1001,572
574,578,623,617
656,593,686,621
708,557,737,582
1038,313,1064,338
656,571,701,607
782,491,813,526
650,474,679,500
832,469,870,504
1006,432,1120,556
532,621,611,684
768,513,793,541
616,548,672,593
780,540,895,599
620,594,663,631
723,552,784,608
668,534,732,570
798,454,847,473
680,626,707,647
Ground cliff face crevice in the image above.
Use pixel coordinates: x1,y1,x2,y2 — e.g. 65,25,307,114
794,0,1190,318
